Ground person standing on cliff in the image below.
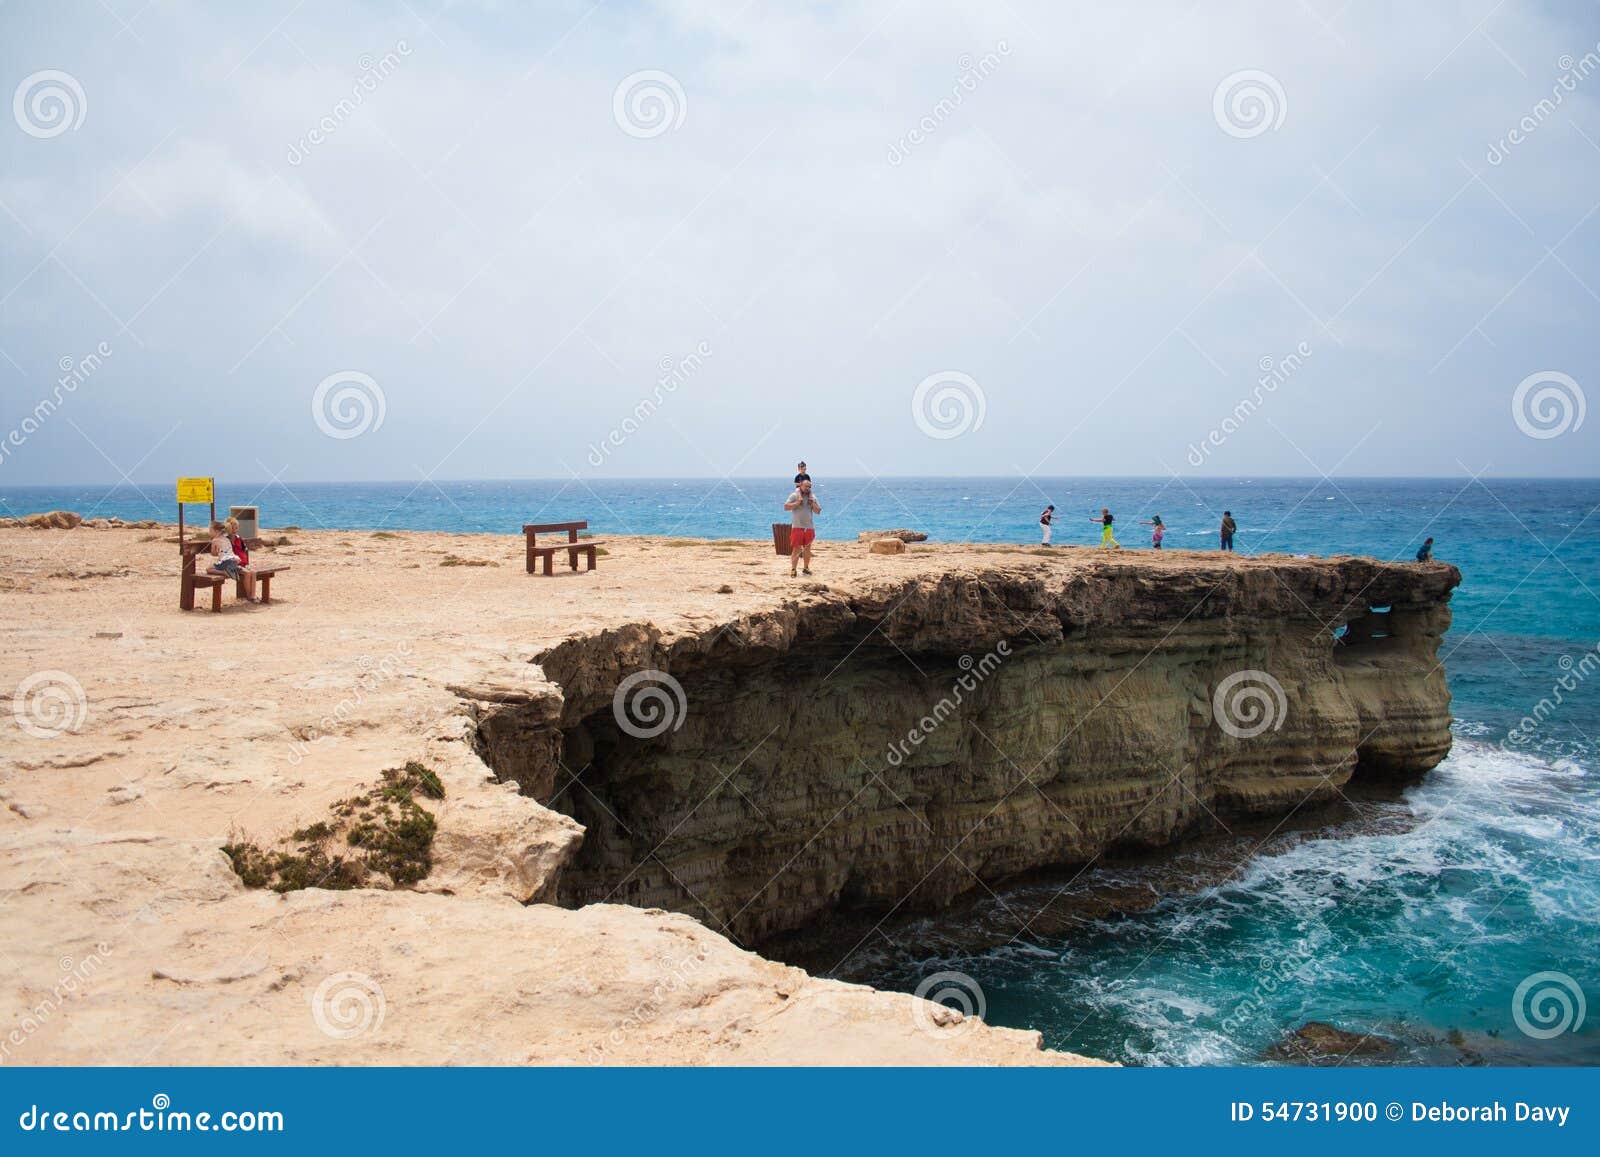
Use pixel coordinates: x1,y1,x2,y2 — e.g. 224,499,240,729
785,478,821,577
1142,514,1165,549
1091,507,1119,549
1220,511,1237,552
1040,504,1055,545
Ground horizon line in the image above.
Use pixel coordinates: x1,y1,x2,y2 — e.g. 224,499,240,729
5,472,1600,489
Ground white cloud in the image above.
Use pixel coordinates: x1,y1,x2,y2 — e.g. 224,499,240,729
0,0,1594,482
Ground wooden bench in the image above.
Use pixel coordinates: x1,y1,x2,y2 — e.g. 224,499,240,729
523,520,604,576
184,571,227,613
240,565,287,604
180,543,288,610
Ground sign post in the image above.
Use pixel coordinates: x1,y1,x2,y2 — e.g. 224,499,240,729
175,476,215,550
176,477,216,611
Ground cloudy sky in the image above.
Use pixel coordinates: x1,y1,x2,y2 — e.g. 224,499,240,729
1,0,1596,485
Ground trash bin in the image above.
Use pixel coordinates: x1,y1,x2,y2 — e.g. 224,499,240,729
230,506,260,540
771,523,791,555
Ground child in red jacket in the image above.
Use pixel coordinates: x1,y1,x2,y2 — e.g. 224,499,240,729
222,516,257,601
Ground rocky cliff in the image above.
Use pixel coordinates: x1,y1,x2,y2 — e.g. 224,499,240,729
473,554,1459,945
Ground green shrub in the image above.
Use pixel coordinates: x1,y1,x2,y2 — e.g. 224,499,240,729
223,761,445,892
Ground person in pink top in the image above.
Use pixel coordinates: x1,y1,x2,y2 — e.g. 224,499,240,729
1141,514,1166,549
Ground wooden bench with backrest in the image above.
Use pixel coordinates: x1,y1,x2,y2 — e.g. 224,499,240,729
523,520,604,575
180,543,289,611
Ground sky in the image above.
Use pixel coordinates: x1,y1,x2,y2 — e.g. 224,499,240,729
0,0,1597,486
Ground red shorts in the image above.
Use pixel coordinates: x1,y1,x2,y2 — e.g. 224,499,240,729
790,527,815,548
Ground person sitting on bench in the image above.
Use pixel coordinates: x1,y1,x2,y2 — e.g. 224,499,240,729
225,516,257,601
209,520,255,602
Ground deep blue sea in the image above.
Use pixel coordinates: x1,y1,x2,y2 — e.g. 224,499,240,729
5,475,1597,1065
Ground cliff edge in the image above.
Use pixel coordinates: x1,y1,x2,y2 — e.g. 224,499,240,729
478,554,1458,943
0,525,1455,1065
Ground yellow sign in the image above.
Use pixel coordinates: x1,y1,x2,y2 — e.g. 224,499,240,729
176,476,214,504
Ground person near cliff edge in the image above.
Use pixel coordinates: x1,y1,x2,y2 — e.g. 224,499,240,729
785,478,821,577
1220,511,1237,552
1416,537,1434,562
1091,507,1119,549
1039,504,1055,545
1142,514,1165,549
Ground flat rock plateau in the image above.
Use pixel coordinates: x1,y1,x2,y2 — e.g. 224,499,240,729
0,524,1458,1065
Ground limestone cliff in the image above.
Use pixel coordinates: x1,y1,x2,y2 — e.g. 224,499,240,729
473,554,1459,945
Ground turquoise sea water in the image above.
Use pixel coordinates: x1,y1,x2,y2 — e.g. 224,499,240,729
5,475,1597,1065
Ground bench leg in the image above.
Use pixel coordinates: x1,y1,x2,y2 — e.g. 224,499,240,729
181,579,195,611
526,537,535,574
585,547,597,572
542,552,553,576
210,583,223,613
260,575,272,603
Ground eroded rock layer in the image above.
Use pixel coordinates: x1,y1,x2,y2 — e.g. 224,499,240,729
478,556,1459,944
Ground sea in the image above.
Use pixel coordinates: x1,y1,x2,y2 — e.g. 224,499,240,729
5,475,1596,1066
